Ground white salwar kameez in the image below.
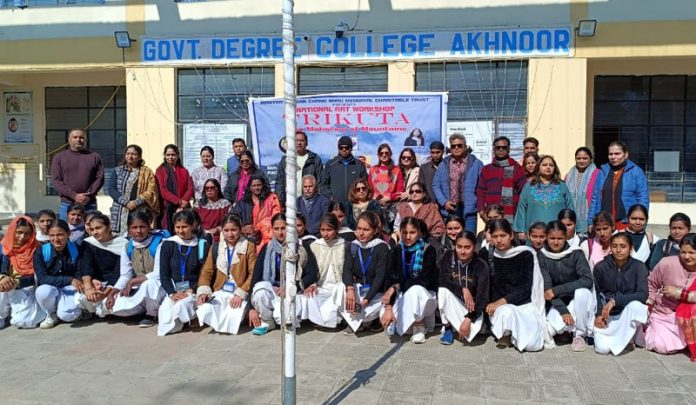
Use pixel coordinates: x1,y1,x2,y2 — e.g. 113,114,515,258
630,233,660,263
341,288,383,332
251,281,301,326
300,264,345,328
0,287,46,328
197,290,249,334
593,301,648,355
437,287,484,342
546,288,596,338
388,285,437,336
35,284,82,322
489,246,547,352
157,295,197,336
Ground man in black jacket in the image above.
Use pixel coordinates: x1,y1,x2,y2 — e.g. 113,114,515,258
275,131,323,206
417,141,445,203
319,136,367,204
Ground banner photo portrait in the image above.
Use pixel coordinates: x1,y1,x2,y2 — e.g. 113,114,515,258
249,92,448,187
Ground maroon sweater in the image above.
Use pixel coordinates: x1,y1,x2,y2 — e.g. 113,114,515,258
475,158,527,214
50,149,104,203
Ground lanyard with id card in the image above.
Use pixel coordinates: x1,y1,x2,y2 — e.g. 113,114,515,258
222,246,237,293
357,247,374,298
175,246,191,292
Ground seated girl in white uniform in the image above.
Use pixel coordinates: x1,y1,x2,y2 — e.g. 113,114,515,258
581,211,616,268
625,204,659,264
557,209,587,248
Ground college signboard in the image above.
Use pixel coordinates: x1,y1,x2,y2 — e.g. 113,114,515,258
248,92,447,187
142,27,572,64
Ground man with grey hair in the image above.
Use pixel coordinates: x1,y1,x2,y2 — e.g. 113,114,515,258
297,174,330,236
432,133,483,232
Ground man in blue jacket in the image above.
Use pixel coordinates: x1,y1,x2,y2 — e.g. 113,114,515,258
588,140,649,230
432,133,483,232
319,136,367,204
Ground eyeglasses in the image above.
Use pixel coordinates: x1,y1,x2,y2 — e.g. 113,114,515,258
450,143,465,149
204,186,216,191
355,186,367,192
240,159,252,164
339,145,351,150
409,189,424,195
379,151,391,156
401,156,413,161
494,145,509,151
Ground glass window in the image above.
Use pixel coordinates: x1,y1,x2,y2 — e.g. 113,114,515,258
298,66,388,95
45,86,126,195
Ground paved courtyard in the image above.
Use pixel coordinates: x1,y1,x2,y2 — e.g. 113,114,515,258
1,316,695,405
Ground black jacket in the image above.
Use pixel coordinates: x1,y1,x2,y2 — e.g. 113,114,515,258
417,158,441,204
0,256,35,289
33,246,79,288
297,194,331,236
342,241,390,302
439,251,490,320
276,151,323,206
593,255,648,316
159,240,209,295
538,246,593,315
480,249,534,306
389,244,438,297
250,244,318,291
318,155,367,204
223,167,269,204
79,243,121,286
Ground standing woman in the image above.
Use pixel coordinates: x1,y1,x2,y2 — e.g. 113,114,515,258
77,214,128,317
482,219,545,352
643,234,696,360
393,182,445,239
195,179,231,242
224,150,268,204
522,152,540,183
344,179,381,230
438,231,490,345
107,144,160,235
558,209,587,248
398,148,420,201
592,233,649,355
341,211,390,333
381,218,438,343
539,221,595,351
232,174,281,250
108,210,167,327
369,144,404,210
565,147,599,234
624,204,659,264
649,213,692,270
157,210,209,336
513,155,574,241
191,146,227,202
580,211,616,268
328,202,356,242
155,144,194,233
302,213,346,328
34,220,83,328
0,216,45,329
196,213,256,335
431,216,466,263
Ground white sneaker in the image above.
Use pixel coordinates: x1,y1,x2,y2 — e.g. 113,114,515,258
40,313,59,329
410,325,426,344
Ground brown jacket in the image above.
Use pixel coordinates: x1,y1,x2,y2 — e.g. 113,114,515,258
196,238,257,299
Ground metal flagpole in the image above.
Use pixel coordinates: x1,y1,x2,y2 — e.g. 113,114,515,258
281,1,297,404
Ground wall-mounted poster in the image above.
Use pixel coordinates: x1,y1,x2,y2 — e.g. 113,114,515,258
3,92,33,144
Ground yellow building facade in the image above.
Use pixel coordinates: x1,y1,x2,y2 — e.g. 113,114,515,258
1,0,695,224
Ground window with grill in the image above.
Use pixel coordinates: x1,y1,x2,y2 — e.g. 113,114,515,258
45,86,126,195
298,66,388,95
593,75,696,203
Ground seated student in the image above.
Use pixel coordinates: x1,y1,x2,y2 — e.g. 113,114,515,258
581,211,616,268
625,204,659,264
341,211,390,334
328,202,356,242
593,233,649,355
477,204,504,249
558,208,588,248
248,213,315,336
76,214,128,317
35,209,56,245
66,203,87,245
196,213,256,335
527,221,546,252
431,216,465,263
0,216,45,329
380,218,437,343
648,213,691,270
106,210,168,327
539,221,595,352
157,210,209,336
83,210,100,238
642,233,696,360
34,219,84,328
438,231,490,345
301,213,346,328
481,219,545,352
296,213,318,249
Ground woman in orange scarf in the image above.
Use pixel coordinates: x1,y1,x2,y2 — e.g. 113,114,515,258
232,174,281,251
0,215,46,329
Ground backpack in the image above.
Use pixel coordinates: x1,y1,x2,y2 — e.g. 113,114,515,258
126,230,171,260
42,241,79,264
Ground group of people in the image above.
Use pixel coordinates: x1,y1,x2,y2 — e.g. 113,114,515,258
1,127,695,363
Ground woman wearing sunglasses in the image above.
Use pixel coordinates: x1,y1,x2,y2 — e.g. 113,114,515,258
393,182,445,240
344,179,381,230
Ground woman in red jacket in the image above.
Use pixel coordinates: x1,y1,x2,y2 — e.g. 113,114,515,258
155,144,194,233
